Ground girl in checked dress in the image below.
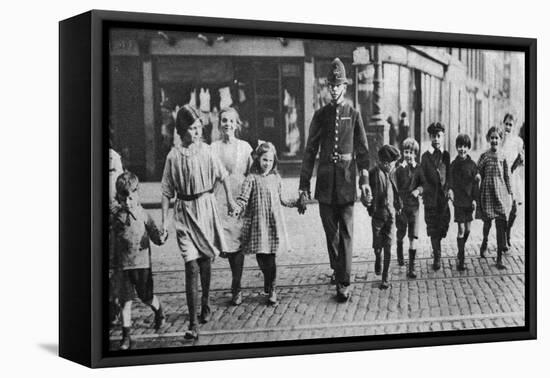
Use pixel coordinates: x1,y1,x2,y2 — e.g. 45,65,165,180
477,126,513,270
233,142,300,306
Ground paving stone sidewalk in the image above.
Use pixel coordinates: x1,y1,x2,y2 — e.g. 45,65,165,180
109,199,526,350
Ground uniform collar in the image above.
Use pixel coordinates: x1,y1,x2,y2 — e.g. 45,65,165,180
331,100,346,110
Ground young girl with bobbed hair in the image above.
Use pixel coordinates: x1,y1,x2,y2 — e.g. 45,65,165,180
160,104,236,339
233,142,301,305
477,126,513,270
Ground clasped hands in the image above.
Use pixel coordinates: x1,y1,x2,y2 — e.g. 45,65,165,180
359,184,373,208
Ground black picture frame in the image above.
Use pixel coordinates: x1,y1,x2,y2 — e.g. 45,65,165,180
59,9,537,368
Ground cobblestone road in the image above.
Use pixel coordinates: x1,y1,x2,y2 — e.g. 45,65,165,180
109,199,526,350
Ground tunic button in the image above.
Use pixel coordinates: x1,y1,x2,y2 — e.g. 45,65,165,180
335,137,339,141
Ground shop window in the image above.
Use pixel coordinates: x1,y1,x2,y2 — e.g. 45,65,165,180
154,57,305,168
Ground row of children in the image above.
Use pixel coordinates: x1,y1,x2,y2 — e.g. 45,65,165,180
366,117,521,289
110,105,304,349
109,103,522,349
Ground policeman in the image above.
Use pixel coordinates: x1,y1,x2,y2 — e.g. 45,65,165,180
299,57,371,302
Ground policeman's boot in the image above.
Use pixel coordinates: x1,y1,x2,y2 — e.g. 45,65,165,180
396,241,404,266
374,249,382,276
431,237,441,271
379,245,391,290
407,249,417,279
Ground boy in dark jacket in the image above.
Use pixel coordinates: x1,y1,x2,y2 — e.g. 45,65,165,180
394,138,422,278
413,122,451,271
111,171,168,350
449,134,479,271
365,145,401,289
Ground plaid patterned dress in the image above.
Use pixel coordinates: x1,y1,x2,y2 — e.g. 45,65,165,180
235,173,297,255
478,150,512,220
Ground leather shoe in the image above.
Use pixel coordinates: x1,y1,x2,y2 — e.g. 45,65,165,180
153,305,165,331
184,326,199,340
336,285,350,302
379,280,390,290
199,305,211,324
232,291,242,306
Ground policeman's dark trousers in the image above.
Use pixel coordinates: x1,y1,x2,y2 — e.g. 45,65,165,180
228,251,244,296
256,254,276,294
319,202,354,287
185,256,211,329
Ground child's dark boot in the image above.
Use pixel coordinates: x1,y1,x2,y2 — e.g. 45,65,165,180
153,303,165,331
407,249,417,279
380,245,391,289
374,249,381,275
184,324,199,340
496,220,507,270
396,241,404,266
457,237,466,271
199,300,211,324
120,327,131,350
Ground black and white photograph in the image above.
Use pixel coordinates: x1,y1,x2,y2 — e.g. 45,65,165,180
5,0,548,375
106,24,530,352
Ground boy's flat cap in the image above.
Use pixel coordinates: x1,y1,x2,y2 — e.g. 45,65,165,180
427,122,445,134
378,145,401,162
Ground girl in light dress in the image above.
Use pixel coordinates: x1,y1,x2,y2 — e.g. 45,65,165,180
210,108,253,305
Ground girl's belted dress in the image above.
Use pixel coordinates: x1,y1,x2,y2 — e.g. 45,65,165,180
161,143,228,261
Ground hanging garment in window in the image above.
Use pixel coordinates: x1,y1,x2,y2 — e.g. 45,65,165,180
210,106,221,143
284,89,300,156
219,86,233,109
285,109,300,156
239,88,246,103
188,89,197,108
199,88,211,112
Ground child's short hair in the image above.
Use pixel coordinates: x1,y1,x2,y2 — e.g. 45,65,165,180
486,126,504,141
455,134,472,149
250,141,278,175
175,104,202,138
116,171,139,199
503,113,515,123
401,138,419,154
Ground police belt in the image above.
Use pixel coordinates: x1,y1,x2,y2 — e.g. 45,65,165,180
330,153,353,163
176,188,214,201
